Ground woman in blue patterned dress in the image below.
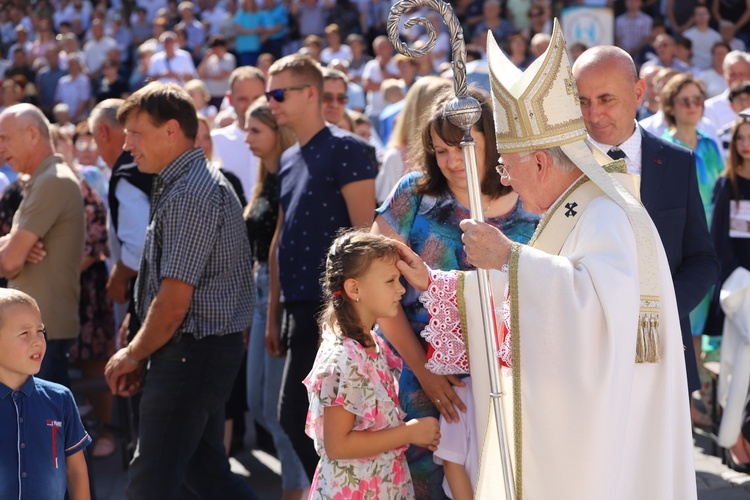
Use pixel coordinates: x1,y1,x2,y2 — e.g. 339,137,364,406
371,87,539,499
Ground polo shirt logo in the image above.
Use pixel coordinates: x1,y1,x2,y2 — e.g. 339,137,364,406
46,420,62,468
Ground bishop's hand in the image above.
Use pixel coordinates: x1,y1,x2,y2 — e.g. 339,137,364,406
460,219,512,270
390,239,431,291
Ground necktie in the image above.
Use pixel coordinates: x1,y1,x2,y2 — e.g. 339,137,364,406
608,147,626,161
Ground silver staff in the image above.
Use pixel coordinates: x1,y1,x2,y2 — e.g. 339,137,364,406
387,2,515,498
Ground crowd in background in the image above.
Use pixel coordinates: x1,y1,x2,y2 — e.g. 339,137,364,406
3,0,750,497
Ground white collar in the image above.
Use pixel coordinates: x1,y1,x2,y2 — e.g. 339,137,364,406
587,121,643,175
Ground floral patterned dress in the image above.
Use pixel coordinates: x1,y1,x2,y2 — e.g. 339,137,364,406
303,328,414,499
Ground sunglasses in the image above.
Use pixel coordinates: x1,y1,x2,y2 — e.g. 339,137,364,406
674,96,703,108
322,93,348,104
265,85,310,103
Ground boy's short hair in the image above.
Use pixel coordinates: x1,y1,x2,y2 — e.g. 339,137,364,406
0,289,39,332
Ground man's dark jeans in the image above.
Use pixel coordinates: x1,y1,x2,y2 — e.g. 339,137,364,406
127,332,258,500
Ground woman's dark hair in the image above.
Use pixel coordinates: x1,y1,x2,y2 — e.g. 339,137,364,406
412,86,509,198
318,230,399,348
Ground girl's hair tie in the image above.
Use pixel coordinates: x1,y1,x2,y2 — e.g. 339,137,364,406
333,290,343,296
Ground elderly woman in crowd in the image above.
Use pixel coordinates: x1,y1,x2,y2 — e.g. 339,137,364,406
371,87,539,498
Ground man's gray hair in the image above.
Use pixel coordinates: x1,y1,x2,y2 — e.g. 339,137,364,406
544,146,577,173
723,50,750,73
516,147,577,173
89,99,124,130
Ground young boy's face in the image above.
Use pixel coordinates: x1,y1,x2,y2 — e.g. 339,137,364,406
0,304,45,389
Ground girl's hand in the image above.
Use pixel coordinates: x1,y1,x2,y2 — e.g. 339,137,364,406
406,417,441,451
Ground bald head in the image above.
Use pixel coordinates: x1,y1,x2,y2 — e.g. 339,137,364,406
3,104,52,142
0,104,55,174
573,45,638,84
572,46,645,146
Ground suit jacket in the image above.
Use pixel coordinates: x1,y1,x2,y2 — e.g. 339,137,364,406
640,127,720,393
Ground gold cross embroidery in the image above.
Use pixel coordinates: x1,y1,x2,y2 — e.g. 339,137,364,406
564,65,580,105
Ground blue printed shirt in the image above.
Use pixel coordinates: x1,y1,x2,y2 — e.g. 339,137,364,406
0,376,91,500
278,126,376,303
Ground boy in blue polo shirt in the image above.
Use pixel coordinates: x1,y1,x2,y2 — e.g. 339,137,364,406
0,289,91,499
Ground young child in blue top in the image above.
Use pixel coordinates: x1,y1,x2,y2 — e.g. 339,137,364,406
0,289,91,499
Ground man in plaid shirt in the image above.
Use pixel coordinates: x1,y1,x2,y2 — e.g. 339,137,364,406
104,82,257,499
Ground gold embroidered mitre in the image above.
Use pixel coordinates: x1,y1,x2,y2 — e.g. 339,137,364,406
487,19,587,153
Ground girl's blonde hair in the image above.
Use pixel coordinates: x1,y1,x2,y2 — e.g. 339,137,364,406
319,230,399,347
243,97,297,218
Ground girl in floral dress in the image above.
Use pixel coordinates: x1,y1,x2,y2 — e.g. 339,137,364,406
303,230,441,499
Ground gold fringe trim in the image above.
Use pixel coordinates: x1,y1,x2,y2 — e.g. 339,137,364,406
509,242,523,499
457,271,470,369
636,296,661,363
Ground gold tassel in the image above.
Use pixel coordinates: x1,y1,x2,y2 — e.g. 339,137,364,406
636,316,646,363
637,296,661,364
646,316,661,363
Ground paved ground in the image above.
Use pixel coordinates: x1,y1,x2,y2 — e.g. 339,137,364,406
694,429,750,499
89,417,750,499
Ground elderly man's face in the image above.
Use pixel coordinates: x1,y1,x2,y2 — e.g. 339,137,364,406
725,60,750,87
498,151,545,213
574,58,645,146
0,113,30,173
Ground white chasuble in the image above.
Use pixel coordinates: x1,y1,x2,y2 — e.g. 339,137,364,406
423,185,697,499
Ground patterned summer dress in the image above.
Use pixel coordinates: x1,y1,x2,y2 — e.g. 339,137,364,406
303,328,414,499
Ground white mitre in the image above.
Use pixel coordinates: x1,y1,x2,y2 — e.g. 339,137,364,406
486,21,663,362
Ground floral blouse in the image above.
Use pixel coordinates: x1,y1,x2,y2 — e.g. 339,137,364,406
303,328,414,499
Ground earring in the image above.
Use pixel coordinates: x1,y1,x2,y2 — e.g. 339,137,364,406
356,297,360,302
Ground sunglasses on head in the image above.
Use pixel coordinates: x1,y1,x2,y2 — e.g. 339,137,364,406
265,85,310,103
322,93,348,104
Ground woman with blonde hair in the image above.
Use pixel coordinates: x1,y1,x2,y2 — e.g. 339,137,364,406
376,76,451,204
243,98,309,499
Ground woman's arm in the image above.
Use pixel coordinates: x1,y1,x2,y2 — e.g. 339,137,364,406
323,405,439,460
265,207,285,357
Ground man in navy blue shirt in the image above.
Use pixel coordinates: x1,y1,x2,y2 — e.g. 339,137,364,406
266,54,377,479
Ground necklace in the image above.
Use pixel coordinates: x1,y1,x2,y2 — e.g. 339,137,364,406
483,196,494,218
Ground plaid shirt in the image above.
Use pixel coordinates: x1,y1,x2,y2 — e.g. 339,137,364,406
135,148,254,339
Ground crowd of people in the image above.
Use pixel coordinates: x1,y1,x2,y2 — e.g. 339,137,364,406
2,0,750,499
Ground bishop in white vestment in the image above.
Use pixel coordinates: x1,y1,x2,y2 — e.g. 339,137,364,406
394,21,697,500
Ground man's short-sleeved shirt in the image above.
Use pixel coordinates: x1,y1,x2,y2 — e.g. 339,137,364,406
0,376,91,500
135,148,254,339
11,155,84,340
277,126,376,303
